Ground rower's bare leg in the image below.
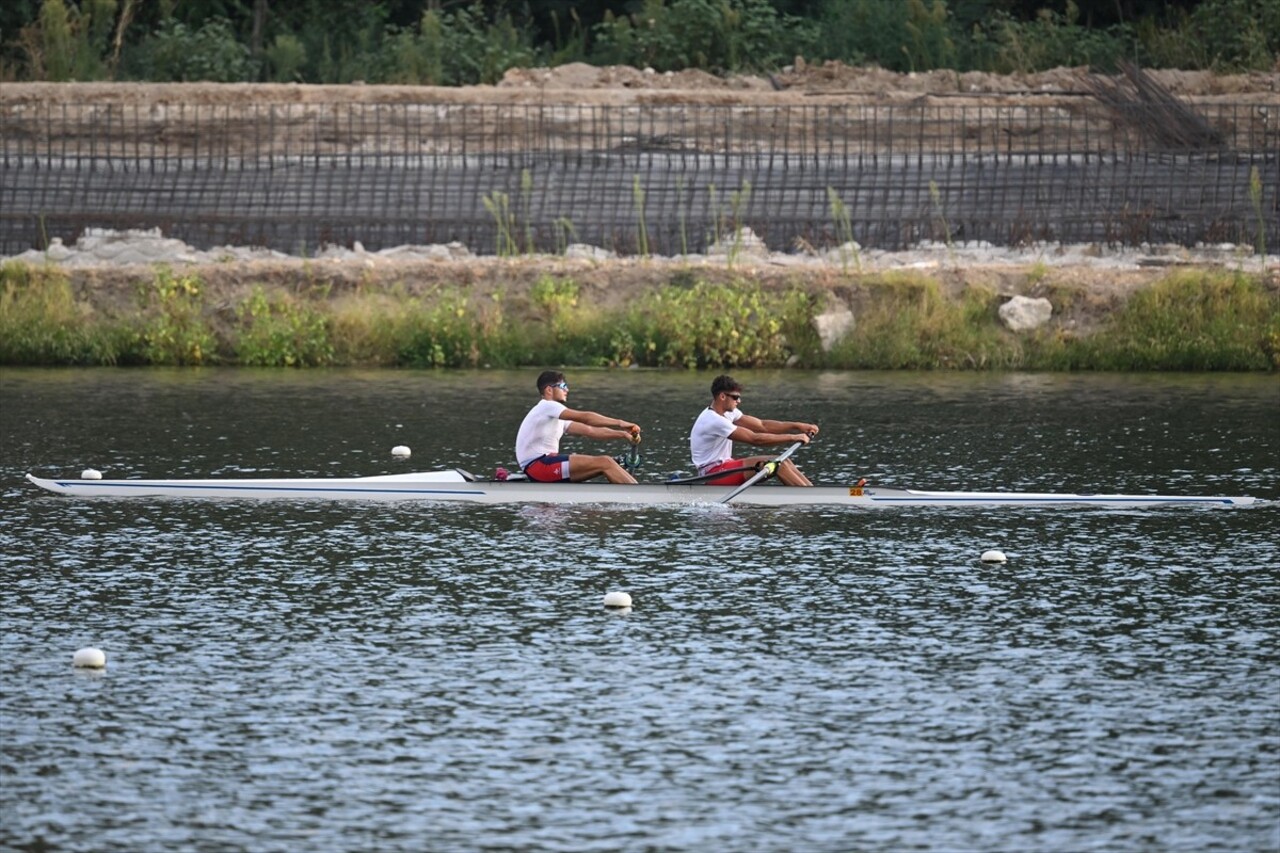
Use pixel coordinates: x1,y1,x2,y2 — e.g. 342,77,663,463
777,460,812,486
568,453,638,484
739,455,812,487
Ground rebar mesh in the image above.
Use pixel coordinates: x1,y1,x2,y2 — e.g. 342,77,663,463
2,99,1276,256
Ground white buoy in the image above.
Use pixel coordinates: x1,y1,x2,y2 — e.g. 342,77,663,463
980,549,1008,563
391,445,411,458
603,591,632,609
81,468,102,480
73,647,106,668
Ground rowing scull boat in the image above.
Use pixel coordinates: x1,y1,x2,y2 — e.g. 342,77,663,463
24,470,1258,508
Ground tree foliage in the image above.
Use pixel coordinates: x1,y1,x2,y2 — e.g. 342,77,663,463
2,0,1276,83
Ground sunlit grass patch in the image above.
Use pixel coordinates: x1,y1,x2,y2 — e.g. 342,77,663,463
0,263,125,365
826,275,1021,369
1054,270,1280,371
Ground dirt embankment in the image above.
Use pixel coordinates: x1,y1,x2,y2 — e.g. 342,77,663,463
32,234,1276,341
7,60,1277,107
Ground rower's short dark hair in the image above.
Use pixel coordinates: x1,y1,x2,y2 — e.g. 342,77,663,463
537,370,566,392
710,374,742,397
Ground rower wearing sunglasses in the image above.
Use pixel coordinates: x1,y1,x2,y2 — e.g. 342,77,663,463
516,370,643,484
690,374,818,486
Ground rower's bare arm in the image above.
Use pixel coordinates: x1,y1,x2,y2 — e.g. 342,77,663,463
729,426,810,447
562,408,641,435
565,419,640,442
758,418,819,436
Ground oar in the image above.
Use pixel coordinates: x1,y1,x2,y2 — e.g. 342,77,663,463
719,440,804,504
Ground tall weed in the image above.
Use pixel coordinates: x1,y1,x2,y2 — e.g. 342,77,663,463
826,276,1018,369
985,2,1131,73
329,290,424,366
126,17,256,82
0,264,123,364
1058,271,1280,370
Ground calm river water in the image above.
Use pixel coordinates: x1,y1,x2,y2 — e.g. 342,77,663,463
2,368,1277,852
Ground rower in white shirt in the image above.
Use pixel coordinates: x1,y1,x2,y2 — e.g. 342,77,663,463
689,374,817,486
515,370,642,484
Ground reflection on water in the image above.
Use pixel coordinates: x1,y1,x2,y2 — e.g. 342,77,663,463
1,368,1277,852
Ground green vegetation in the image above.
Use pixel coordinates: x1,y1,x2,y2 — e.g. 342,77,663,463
633,177,650,259
0,264,125,364
235,285,334,367
2,262,1275,371
827,277,1018,369
132,269,218,365
625,278,811,368
397,287,521,368
1043,270,1280,370
827,189,860,274
1250,167,1268,261
3,0,1276,84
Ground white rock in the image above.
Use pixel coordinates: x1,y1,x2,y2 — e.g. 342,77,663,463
9,249,46,264
824,240,862,262
812,308,855,352
421,245,455,260
44,238,73,261
707,227,770,259
998,295,1053,331
564,243,615,261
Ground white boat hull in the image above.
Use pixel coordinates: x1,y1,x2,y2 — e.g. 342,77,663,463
25,471,1258,508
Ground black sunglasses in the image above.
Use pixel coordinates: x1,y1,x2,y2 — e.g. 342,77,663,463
725,393,741,401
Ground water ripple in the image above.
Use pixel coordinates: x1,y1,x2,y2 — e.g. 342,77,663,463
3,370,1277,852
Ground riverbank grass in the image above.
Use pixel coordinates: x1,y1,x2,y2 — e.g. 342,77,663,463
1049,270,1280,370
1,262,1275,370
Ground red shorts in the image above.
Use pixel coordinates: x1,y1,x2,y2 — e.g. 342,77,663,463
701,459,749,486
524,454,571,482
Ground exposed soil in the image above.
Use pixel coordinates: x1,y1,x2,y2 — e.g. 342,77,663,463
7,61,1277,107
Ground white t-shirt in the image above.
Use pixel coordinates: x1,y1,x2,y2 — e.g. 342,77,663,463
690,407,743,471
516,399,570,467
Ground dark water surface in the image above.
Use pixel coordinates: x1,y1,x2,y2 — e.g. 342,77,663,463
2,368,1277,852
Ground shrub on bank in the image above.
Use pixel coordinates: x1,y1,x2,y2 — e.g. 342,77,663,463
236,285,335,367
0,262,1275,371
129,269,218,365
